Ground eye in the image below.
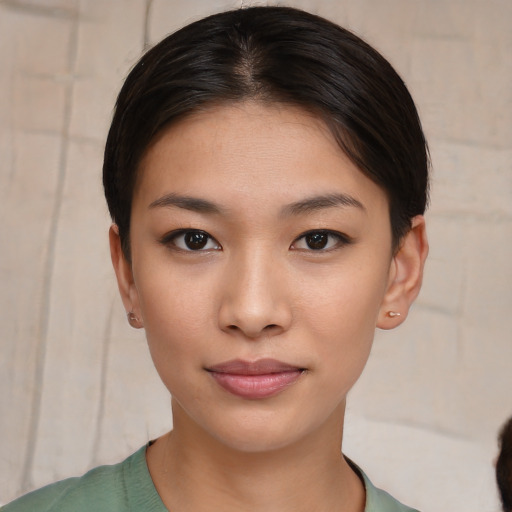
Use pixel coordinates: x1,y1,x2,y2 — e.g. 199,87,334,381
291,230,350,251
162,230,221,251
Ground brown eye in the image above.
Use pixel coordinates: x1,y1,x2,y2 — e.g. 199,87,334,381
162,230,221,251
291,230,351,252
184,231,209,250
305,232,329,250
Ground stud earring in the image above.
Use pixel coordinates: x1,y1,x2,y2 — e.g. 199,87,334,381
127,311,141,327
387,311,401,318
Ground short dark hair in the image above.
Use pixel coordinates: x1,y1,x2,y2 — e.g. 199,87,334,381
497,416,512,512
103,6,429,258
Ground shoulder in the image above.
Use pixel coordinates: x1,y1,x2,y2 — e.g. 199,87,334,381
364,480,421,512
1,446,160,512
349,461,420,512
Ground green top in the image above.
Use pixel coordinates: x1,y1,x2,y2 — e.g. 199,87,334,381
2,446,419,511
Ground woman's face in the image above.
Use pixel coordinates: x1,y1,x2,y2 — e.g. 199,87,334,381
114,102,404,452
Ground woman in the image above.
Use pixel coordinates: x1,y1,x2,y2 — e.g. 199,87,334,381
3,6,429,511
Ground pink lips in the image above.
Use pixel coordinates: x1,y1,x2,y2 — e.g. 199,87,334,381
207,359,304,400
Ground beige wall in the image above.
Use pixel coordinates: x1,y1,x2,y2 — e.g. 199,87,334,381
1,0,510,510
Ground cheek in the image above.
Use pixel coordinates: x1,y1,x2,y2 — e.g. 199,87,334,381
312,300,375,381
301,265,386,334
135,267,215,366
300,266,387,379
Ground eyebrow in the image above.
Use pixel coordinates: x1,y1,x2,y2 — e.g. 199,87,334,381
148,192,365,216
281,193,365,216
149,193,224,214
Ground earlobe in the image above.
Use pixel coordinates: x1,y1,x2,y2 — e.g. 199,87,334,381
377,215,429,330
109,225,144,329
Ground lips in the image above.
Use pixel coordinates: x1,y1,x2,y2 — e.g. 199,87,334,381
206,358,305,399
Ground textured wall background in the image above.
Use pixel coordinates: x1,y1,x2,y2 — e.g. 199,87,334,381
0,0,511,510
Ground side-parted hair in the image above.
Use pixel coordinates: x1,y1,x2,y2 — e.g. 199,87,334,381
103,6,429,259
497,416,512,512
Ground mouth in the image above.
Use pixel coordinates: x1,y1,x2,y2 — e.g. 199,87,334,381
206,358,306,400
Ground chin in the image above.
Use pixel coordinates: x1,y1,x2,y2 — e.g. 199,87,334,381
171,389,345,455
212,424,308,454
203,405,334,455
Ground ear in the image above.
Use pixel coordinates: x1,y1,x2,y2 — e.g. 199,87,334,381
109,224,143,328
377,215,428,330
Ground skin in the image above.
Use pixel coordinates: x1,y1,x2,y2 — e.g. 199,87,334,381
110,102,428,512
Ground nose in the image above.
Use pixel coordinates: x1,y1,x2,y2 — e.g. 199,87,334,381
218,248,293,339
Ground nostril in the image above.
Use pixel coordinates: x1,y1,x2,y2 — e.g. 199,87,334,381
224,323,280,337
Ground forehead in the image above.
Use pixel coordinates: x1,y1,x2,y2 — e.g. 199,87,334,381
135,101,387,213
141,101,338,170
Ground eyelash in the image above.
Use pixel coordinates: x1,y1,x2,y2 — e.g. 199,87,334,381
160,229,221,252
291,230,352,252
160,229,352,252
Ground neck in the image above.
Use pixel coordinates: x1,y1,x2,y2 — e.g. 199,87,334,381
146,402,365,512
